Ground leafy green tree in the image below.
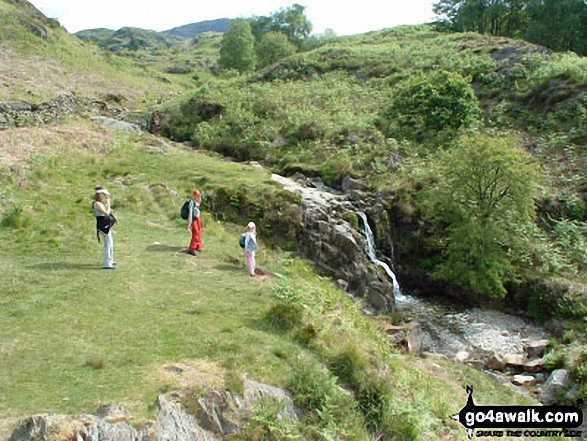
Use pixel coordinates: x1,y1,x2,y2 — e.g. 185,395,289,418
250,4,312,47
433,0,587,54
256,31,297,69
433,0,461,30
420,132,540,298
434,0,527,36
301,28,338,51
382,70,479,144
525,0,587,55
218,19,256,72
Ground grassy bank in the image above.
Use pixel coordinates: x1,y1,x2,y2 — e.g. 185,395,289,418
0,121,540,440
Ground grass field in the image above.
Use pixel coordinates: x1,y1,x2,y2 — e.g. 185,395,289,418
0,121,543,439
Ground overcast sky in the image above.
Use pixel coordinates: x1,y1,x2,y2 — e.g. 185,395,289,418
28,0,436,35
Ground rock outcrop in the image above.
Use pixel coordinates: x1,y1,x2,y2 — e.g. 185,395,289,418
271,174,395,313
9,376,298,441
539,369,571,405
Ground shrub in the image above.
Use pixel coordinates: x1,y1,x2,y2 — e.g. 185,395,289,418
552,218,587,273
266,303,304,332
381,70,480,145
234,396,301,440
1,205,33,229
256,32,297,69
287,356,369,440
328,342,369,386
544,346,567,371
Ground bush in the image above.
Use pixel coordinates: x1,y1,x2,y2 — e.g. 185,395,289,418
381,70,480,145
1,205,33,229
233,396,301,440
544,346,567,371
286,356,369,440
266,303,304,332
256,32,297,69
328,342,369,386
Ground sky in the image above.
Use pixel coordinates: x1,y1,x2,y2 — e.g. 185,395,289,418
28,0,436,36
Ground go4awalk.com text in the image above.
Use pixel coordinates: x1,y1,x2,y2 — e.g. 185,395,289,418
451,386,583,439
474,430,582,438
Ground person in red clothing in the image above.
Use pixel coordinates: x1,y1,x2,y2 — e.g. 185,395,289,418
187,189,203,255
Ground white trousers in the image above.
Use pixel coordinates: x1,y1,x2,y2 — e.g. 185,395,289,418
100,231,114,268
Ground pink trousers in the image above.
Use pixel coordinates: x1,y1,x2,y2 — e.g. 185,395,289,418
245,250,255,276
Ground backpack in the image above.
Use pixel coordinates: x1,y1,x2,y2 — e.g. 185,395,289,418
180,200,191,220
239,235,246,248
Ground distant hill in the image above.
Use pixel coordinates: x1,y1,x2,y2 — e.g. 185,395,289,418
74,28,116,44
163,18,232,38
0,0,188,105
75,26,183,52
74,19,232,53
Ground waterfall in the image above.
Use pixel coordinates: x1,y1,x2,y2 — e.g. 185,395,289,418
357,212,401,297
356,213,548,370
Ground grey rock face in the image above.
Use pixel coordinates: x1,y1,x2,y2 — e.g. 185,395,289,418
90,116,142,132
271,173,395,313
9,376,298,441
0,94,143,130
153,395,218,441
9,413,141,441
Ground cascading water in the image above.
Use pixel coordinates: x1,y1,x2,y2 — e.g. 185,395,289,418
357,212,401,297
357,211,547,364
272,173,550,394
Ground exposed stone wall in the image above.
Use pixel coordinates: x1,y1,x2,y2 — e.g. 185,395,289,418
0,93,137,130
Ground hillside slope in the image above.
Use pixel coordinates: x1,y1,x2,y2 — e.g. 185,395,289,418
163,18,232,38
0,120,542,440
0,0,189,106
75,26,183,52
0,2,554,439
158,24,587,307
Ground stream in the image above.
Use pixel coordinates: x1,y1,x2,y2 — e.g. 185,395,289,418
272,173,550,388
357,211,548,370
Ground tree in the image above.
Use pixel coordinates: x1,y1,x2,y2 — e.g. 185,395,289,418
525,0,587,55
433,0,587,55
250,4,312,48
218,19,256,72
434,0,526,36
301,28,338,51
433,0,462,30
420,132,540,298
256,31,297,69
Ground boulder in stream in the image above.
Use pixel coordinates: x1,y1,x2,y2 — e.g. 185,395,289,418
539,369,570,405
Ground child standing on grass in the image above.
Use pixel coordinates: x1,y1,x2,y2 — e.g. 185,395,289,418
242,222,258,277
187,189,203,255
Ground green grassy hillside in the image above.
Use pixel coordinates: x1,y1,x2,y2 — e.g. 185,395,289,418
0,0,192,106
0,1,584,438
155,24,587,400
161,25,587,196
163,18,231,38
158,25,587,308
76,26,182,52
0,121,540,440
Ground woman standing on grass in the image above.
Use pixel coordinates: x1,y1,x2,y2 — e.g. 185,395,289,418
92,188,115,269
242,221,258,277
187,189,203,256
